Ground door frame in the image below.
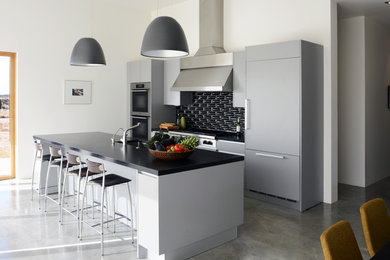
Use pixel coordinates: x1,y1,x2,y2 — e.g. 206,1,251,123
0,51,16,180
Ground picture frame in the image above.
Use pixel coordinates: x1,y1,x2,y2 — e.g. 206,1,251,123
64,80,92,104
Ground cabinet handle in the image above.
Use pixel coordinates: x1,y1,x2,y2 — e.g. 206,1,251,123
255,152,285,159
245,99,250,130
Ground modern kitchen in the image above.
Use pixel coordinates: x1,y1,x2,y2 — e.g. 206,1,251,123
2,0,390,260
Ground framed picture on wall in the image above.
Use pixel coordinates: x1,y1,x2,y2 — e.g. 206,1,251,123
64,80,92,104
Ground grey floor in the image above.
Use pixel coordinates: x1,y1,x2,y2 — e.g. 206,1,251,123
1,178,388,260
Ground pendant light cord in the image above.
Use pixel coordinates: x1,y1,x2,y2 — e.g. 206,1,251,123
90,0,93,38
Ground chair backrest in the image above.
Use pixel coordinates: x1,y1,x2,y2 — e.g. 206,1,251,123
67,153,81,166
320,220,363,260
49,146,62,158
86,159,105,174
360,198,390,257
34,141,43,151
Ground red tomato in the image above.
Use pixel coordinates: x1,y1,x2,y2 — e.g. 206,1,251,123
183,148,188,152
174,144,184,152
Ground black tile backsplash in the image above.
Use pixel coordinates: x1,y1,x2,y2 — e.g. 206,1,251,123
176,92,245,133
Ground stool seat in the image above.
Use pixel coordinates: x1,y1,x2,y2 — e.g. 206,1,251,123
90,174,131,187
51,160,68,168
68,167,100,178
38,154,51,161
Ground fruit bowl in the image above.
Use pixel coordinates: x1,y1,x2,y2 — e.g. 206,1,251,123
148,149,194,161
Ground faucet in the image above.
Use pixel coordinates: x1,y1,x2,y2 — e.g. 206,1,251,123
111,128,125,144
120,123,141,146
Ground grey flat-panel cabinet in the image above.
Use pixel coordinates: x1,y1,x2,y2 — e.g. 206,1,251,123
244,40,324,212
246,58,300,156
164,59,181,106
245,150,300,201
127,60,152,84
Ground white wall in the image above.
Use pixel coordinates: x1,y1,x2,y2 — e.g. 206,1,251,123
338,16,390,187
155,0,338,203
0,0,151,179
338,16,366,187
364,17,390,186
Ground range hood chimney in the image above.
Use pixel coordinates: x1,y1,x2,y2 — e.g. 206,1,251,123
172,0,233,92
196,0,225,56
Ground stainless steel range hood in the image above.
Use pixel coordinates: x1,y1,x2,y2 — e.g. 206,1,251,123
172,0,233,92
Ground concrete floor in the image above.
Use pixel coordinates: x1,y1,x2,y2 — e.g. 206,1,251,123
1,177,388,260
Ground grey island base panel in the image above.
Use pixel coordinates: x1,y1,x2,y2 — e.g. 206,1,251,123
33,132,245,260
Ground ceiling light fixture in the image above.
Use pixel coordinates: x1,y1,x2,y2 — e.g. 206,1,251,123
141,0,188,58
70,0,106,66
70,38,106,66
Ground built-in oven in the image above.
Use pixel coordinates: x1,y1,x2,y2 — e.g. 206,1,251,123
131,116,151,141
131,82,151,116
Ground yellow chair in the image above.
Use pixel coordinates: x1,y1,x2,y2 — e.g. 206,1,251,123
320,220,363,260
360,198,390,257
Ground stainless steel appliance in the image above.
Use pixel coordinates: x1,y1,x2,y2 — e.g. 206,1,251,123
171,0,233,92
130,82,151,116
130,82,152,141
168,131,217,151
131,116,151,141
244,40,323,212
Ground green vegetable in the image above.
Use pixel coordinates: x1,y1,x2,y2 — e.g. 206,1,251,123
145,132,170,149
179,137,199,150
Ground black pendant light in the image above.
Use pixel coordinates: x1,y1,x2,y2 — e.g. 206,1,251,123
70,0,106,66
141,16,189,58
70,38,106,66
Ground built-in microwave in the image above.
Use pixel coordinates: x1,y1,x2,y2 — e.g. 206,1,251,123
130,116,151,141
131,82,151,116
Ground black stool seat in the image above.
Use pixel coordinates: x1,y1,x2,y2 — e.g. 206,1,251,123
90,174,131,187
38,154,51,161
68,167,101,177
67,161,86,167
51,159,67,167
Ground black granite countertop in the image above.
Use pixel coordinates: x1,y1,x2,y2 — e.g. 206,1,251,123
33,132,244,176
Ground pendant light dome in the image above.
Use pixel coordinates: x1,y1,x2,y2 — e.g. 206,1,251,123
141,16,189,58
70,38,106,66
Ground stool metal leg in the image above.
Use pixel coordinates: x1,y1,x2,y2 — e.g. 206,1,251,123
127,183,134,244
79,179,88,241
105,189,109,228
60,164,69,224
44,157,52,212
101,187,105,256
31,150,38,201
57,166,63,223
113,186,116,233
77,175,82,238
73,175,76,208
38,157,44,210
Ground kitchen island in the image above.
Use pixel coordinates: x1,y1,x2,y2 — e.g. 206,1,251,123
33,132,244,260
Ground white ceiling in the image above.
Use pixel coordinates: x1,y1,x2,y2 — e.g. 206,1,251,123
337,0,390,28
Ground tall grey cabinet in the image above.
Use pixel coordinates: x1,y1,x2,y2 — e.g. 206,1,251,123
127,59,176,139
244,40,323,211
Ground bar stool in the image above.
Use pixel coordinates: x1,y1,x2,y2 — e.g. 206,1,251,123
31,140,51,208
60,152,102,237
44,146,67,220
80,159,134,256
